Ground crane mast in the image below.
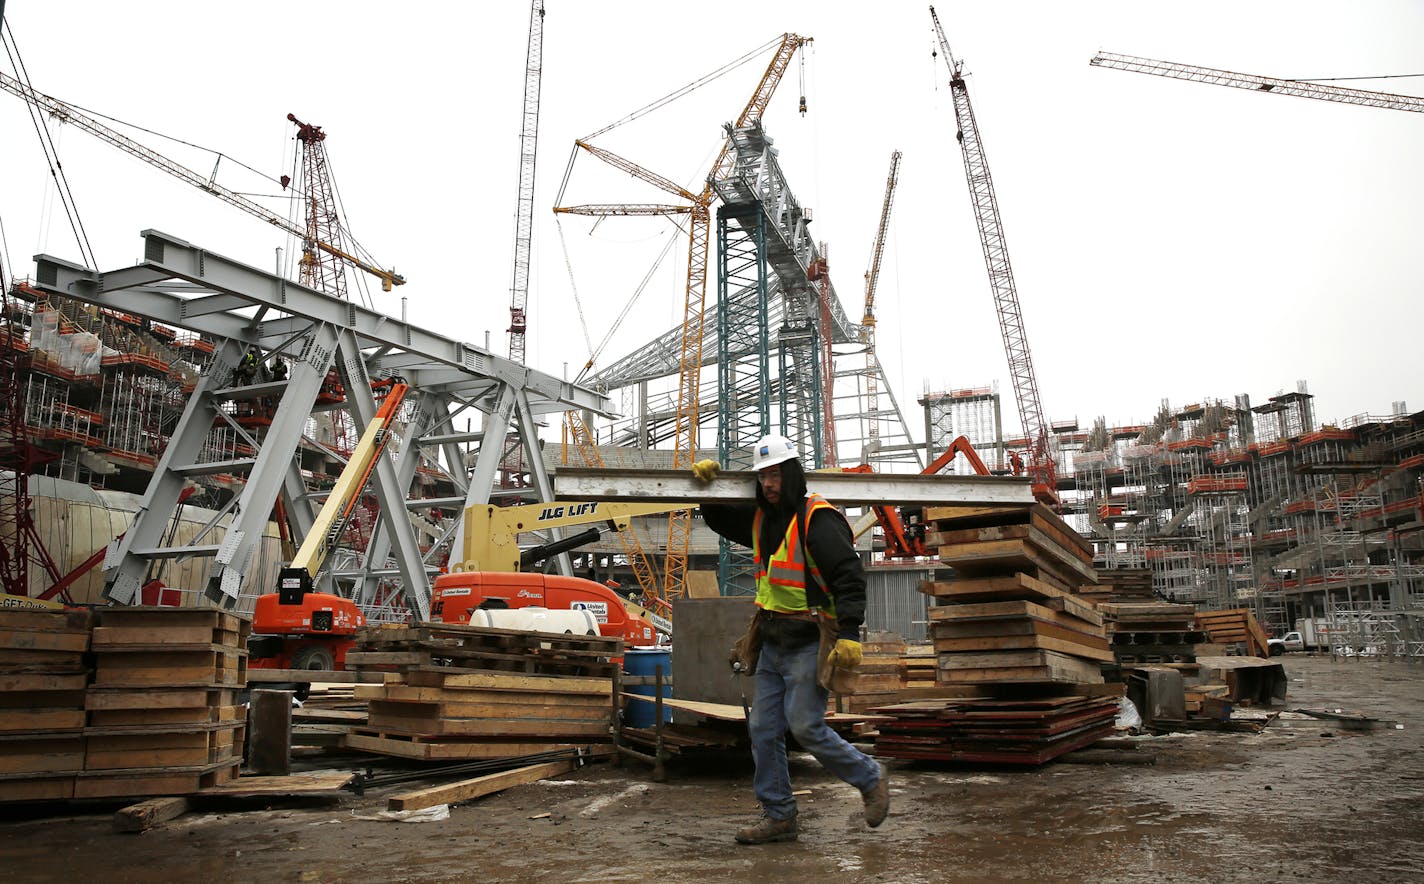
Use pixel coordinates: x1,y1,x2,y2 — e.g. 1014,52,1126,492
0,71,403,292
1089,52,1424,114
288,114,349,301
862,150,901,454
661,34,811,602
929,7,1056,501
507,0,546,364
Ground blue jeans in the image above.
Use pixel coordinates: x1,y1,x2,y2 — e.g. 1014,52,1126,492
750,639,881,820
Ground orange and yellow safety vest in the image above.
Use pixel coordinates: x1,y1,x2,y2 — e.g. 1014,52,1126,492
751,493,839,618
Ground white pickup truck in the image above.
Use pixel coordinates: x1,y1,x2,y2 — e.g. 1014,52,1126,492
1267,631,1305,655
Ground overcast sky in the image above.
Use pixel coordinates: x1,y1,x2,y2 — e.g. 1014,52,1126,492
2,1,1420,444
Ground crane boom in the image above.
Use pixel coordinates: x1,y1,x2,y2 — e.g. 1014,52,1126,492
1089,52,1424,114
862,150,901,454
0,71,404,290
508,0,546,364
929,7,1056,502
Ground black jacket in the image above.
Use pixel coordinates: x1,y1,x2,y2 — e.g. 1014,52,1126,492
701,458,866,641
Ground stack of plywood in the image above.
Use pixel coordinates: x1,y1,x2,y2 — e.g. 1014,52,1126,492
1194,609,1271,658
344,622,619,761
901,643,937,691
871,692,1123,764
1098,602,1204,664
80,607,249,798
920,502,1109,685
0,608,92,802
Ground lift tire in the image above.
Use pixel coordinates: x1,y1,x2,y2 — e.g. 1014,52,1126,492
292,644,336,671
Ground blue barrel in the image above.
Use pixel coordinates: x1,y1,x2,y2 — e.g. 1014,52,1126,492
623,648,673,727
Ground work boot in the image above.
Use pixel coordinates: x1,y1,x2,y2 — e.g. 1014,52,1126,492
734,813,798,845
862,764,889,828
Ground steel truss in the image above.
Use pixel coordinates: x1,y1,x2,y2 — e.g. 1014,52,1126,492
33,230,612,619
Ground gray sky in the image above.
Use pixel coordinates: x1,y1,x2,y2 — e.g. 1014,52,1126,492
2,1,1420,444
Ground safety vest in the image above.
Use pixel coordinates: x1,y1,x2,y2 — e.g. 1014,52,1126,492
752,493,839,618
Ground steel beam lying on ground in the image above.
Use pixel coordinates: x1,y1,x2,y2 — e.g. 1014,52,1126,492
552,467,1033,506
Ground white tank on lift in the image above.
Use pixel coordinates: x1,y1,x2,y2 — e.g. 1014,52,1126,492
468,606,600,636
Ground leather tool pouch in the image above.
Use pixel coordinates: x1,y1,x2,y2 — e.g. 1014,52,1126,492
728,611,763,674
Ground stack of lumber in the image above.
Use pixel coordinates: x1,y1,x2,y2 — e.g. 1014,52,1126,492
80,607,249,798
901,643,937,690
872,690,1123,764
1079,568,1155,605
877,503,1120,764
1194,608,1271,657
1098,602,1205,664
344,622,620,761
0,608,93,802
920,502,1109,686
838,638,905,713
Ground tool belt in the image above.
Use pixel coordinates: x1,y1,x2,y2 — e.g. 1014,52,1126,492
757,609,822,649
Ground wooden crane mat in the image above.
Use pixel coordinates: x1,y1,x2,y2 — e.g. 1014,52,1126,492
347,623,621,678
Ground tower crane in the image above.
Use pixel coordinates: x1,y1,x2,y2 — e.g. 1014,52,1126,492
0,72,404,293
929,7,1058,505
1089,52,1424,115
553,34,811,605
507,0,546,365
861,150,901,457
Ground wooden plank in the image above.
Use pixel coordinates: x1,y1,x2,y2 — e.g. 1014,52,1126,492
938,649,1104,682
361,684,611,707
932,634,1115,662
93,626,223,647
931,615,1107,646
0,629,91,652
342,731,588,761
0,736,85,775
923,502,1033,529
113,796,191,833
0,609,92,633
928,599,1103,631
0,708,87,733
0,774,75,802
937,531,1100,585
247,668,386,684
922,571,1091,612
406,669,612,695
86,687,237,710
386,759,576,811
200,771,354,796
0,673,89,692
368,698,610,722
363,712,608,738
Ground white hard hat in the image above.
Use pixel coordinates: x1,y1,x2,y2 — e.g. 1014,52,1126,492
752,433,799,472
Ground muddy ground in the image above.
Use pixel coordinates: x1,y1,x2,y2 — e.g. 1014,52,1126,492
4,654,1423,883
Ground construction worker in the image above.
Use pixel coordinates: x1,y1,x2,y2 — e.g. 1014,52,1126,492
270,357,289,382
235,346,260,385
693,433,889,845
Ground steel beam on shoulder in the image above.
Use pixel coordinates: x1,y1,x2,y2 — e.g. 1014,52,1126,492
551,467,1034,506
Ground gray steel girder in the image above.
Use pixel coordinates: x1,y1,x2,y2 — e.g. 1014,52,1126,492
552,467,1034,506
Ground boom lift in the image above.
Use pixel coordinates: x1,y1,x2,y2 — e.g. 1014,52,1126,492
248,379,408,671
431,499,693,643
930,7,1058,506
849,434,991,558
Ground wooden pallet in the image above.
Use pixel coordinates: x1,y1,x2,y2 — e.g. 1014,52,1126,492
344,730,593,761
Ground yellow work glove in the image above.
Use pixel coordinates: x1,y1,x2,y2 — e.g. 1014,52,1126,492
828,638,862,670
691,459,720,483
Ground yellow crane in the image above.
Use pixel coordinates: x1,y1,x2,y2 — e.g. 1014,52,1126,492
861,150,901,456
0,72,404,291
553,34,811,606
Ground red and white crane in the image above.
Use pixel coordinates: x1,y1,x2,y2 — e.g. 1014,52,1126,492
930,6,1058,505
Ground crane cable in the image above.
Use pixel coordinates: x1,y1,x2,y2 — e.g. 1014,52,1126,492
3,20,96,270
